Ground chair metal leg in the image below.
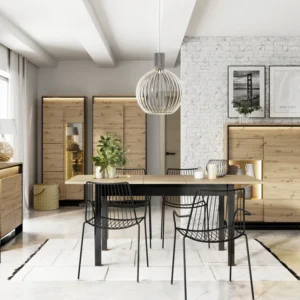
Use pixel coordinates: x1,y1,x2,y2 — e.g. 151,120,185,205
183,237,188,300
144,219,149,267
78,222,86,279
245,234,255,300
137,224,141,282
171,229,177,284
161,199,164,239
148,199,152,249
162,202,166,248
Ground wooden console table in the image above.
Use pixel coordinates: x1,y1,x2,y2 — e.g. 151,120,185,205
0,163,23,262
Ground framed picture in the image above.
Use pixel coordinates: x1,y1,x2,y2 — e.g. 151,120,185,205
270,66,300,118
228,66,265,118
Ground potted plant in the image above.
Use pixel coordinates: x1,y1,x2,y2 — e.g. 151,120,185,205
232,101,261,123
91,132,129,178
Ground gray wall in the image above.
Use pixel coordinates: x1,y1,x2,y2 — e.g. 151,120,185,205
181,36,300,169
37,60,180,181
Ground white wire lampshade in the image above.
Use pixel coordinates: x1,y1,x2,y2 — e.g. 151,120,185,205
136,53,182,115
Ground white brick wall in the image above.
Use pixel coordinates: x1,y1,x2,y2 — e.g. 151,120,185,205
181,36,300,169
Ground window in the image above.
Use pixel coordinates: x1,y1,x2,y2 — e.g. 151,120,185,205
0,75,9,118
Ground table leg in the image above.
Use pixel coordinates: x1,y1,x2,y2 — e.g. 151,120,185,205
101,196,108,250
227,185,235,266
218,196,225,251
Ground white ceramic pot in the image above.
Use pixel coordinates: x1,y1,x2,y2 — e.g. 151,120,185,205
95,166,104,179
107,166,116,178
245,164,255,177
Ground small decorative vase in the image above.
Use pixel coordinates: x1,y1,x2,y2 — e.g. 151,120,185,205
244,185,253,199
107,166,116,178
206,159,228,177
239,114,249,124
95,166,104,179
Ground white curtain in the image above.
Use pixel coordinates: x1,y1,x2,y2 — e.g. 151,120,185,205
8,51,30,211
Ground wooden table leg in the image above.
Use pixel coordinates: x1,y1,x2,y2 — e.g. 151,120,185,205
227,184,235,266
218,195,225,251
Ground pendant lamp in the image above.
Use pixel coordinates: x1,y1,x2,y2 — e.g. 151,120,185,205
136,0,182,115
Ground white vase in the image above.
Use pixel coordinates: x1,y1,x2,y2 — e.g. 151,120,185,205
107,166,116,178
239,114,249,123
95,166,104,179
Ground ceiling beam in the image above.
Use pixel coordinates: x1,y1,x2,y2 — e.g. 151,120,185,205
0,14,56,68
160,0,197,67
73,0,115,67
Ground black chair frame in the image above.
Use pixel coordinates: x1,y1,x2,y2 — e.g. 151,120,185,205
170,188,254,300
116,168,152,248
78,182,149,282
161,168,198,248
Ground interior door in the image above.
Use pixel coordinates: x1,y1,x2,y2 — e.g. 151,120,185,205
165,108,181,172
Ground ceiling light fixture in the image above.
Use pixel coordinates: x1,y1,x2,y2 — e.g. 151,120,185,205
136,0,182,115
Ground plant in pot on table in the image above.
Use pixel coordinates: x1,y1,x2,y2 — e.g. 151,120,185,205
91,132,129,178
233,101,261,123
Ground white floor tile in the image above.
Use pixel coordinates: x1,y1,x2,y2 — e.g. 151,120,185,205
138,249,203,267
22,266,107,281
53,249,136,267
211,265,297,281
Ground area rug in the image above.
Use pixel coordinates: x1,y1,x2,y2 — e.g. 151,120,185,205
7,238,298,282
256,239,299,280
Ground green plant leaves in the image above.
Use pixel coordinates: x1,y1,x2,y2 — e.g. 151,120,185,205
91,132,129,170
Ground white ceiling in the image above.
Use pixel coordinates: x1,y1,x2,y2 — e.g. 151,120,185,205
0,0,299,68
187,0,300,36
0,0,196,67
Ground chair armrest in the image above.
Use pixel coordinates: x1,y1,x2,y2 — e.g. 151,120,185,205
173,211,190,218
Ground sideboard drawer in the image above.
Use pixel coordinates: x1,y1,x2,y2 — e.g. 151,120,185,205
0,173,22,237
264,200,300,222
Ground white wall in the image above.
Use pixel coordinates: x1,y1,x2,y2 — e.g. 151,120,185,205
181,36,300,169
37,60,180,180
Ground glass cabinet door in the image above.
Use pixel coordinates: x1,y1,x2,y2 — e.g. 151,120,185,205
65,123,84,180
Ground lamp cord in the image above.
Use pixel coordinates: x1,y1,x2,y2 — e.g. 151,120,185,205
158,0,160,53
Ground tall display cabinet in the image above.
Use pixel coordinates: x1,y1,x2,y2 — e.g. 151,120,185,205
42,97,86,201
93,97,147,172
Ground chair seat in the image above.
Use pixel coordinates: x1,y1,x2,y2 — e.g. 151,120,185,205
177,226,244,243
87,216,144,229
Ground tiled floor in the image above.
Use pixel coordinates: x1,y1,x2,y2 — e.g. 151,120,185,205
1,204,300,300
8,237,295,283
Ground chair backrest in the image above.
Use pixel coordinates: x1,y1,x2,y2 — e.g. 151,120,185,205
116,168,146,202
116,168,146,176
85,182,140,224
185,188,246,242
165,168,198,207
167,168,197,175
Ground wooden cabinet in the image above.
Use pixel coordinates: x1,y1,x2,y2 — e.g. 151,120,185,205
0,164,23,239
227,125,300,224
42,97,86,200
93,97,146,170
229,138,264,160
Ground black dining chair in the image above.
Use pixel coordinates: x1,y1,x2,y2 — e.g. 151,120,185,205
170,188,254,300
116,168,152,248
78,182,149,282
161,168,198,248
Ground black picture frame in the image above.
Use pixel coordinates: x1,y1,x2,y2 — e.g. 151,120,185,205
228,65,266,118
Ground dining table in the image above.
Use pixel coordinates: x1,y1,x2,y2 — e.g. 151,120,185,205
65,174,262,267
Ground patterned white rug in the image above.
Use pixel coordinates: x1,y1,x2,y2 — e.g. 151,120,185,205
8,238,297,282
